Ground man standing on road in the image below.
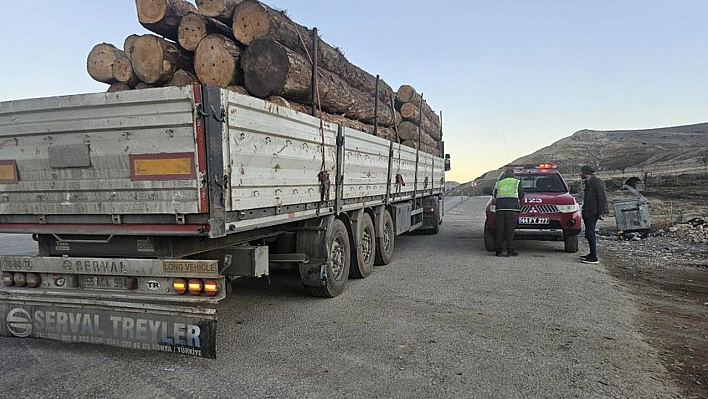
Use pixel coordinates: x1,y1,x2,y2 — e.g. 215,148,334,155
493,169,525,257
580,165,608,264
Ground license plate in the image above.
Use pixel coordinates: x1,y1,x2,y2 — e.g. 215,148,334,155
79,276,129,290
519,217,550,224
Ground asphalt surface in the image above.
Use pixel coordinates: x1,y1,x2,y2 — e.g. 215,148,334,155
0,198,680,399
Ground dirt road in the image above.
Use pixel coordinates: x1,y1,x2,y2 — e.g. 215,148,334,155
0,198,680,398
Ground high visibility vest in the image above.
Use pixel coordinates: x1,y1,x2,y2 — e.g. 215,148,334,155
495,177,521,211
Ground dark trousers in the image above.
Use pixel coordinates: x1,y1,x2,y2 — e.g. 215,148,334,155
583,214,598,258
495,210,518,252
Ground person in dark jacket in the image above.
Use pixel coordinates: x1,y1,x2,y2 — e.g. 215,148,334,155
580,165,608,264
493,169,525,257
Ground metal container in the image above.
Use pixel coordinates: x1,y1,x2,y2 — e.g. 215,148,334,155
614,199,651,231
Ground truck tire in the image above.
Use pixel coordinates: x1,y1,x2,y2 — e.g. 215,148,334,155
350,213,375,279
374,210,394,266
306,219,351,298
484,227,496,252
564,234,579,253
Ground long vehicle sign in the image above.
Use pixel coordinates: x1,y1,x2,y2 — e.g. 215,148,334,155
0,302,217,358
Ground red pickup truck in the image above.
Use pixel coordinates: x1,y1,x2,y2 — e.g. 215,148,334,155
483,163,582,253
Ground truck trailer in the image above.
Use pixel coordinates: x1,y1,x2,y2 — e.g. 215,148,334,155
0,85,449,358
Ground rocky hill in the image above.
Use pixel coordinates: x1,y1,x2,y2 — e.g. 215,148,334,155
513,122,708,176
448,122,708,196
478,122,708,181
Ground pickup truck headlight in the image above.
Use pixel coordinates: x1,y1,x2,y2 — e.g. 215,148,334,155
489,205,496,213
557,204,579,213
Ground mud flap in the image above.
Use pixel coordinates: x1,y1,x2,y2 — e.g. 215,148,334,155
0,297,218,359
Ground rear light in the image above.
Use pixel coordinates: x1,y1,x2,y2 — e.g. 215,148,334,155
188,279,203,295
2,272,14,286
536,163,557,169
13,273,27,287
0,160,19,184
25,273,41,288
203,280,219,296
173,278,187,295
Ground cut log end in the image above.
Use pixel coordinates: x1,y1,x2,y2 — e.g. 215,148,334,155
196,0,240,21
178,13,208,51
195,34,242,88
112,56,138,85
232,0,270,46
124,34,141,60
397,85,416,103
241,38,290,98
169,69,199,87
87,43,125,84
107,82,132,92
136,0,169,24
132,35,165,84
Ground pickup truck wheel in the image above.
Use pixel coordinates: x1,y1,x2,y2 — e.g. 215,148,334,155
564,234,579,253
484,227,496,252
374,210,394,265
350,213,375,278
306,219,351,298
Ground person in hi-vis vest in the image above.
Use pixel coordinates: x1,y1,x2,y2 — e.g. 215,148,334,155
493,169,525,257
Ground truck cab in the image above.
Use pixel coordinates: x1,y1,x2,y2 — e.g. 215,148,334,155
483,163,582,253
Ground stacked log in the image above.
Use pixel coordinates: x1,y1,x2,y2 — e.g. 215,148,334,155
87,0,444,156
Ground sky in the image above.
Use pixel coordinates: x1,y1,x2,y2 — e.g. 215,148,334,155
1,1,707,183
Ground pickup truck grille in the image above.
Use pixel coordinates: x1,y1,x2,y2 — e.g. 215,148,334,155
520,205,559,214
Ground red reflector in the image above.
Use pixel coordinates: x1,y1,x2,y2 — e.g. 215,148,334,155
25,273,41,288
188,279,203,295
129,153,196,181
173,278,187,295
0,160,19,184
203,280,219,296
2,272,14,286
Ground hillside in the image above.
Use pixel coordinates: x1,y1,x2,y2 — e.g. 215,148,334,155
448,122,708,196
513,122,708,176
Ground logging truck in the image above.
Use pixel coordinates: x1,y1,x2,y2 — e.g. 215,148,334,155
0,85,449,358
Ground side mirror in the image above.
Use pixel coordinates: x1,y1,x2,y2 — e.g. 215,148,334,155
444,154,451,171
482,187,493,196
570,184,580,194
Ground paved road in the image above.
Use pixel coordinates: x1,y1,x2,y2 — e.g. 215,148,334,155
0,198,679,398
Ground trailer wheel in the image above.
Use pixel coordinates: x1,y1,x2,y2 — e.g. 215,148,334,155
484,227,496,252
350,213,375,279
374,210,394,265
306,219,351,298
564,234,579,253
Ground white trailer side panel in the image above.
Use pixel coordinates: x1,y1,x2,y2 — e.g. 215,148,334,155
0,87,202,215
342,127,389,200
224,92,337,211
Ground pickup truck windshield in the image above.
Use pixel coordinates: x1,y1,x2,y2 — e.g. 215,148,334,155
518,173,567,193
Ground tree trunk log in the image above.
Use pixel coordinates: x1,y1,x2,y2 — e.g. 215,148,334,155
226,85,249,95
196,0,242,24
112,56,140,86
267,97,398,142
178,12,235,52
195,34,244,87
233,0,395,104
107,82,132,92
399,102,441,141
168,69,199,86
397,121,438,148
241,38,394,126
87,43,124,84
135,82,158,89
397,85,441,127
135,0,197,42
123,34,141,60
132,34,192,84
